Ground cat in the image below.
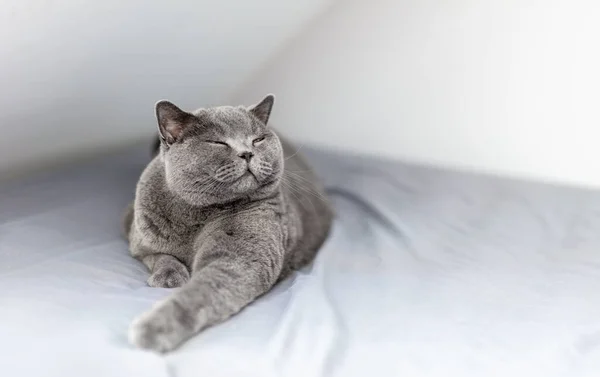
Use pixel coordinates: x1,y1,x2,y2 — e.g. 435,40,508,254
123,94,334,353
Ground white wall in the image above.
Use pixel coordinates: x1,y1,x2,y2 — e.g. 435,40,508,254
0,0,333,176
234,0,600,188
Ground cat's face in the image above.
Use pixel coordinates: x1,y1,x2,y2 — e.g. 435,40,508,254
155,95,283,206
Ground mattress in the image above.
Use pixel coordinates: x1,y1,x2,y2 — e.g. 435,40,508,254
2,144,600,377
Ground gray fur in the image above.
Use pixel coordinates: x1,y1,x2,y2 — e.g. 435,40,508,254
124,95,333,352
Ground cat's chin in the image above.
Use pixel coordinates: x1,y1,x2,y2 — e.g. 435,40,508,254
230,173,260,192
229,172,282,198
175,172,278,207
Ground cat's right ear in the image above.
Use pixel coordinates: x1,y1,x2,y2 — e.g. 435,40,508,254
155,100,194,145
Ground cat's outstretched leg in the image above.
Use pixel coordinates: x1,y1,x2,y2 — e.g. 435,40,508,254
129,228,284,352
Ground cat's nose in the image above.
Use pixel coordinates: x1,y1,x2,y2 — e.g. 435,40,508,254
238,151,254,162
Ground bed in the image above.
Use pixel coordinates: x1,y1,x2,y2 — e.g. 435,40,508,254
2,144,600,377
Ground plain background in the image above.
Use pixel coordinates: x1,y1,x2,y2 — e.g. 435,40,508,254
3,0,600,188
0,0,334,175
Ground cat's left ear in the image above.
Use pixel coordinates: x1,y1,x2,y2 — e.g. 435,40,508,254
248,94,275,125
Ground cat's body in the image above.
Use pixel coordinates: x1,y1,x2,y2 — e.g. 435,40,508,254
125,95,333,352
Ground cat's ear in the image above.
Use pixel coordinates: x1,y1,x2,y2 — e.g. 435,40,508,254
248,94,275,125
155,100,194,144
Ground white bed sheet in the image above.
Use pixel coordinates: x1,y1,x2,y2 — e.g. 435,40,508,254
2,145,600,377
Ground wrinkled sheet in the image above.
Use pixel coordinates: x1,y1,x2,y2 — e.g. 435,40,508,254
2,145,600,377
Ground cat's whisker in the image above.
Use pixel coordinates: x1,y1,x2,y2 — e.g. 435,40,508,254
281,179,320,223
198,177,228,196
281,179,306,209
284,143,304,161
182,177,214,196
207,181,226,196
196,182,216,197
285,171,326,194
193,176,216,187
215,166,238,181
283,172,328,203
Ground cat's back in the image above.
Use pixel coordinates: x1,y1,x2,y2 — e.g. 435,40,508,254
279,136,334,270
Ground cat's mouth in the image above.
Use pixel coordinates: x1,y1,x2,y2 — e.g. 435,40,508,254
245,169,259,182
229,169,259,185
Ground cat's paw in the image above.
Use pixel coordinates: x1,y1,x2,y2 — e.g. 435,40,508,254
147,266,190,288
128,300,192,353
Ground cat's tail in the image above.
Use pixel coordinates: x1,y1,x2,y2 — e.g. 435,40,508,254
122,202,134,241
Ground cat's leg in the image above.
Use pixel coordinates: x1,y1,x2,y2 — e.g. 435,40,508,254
142,254,190,289
129,224,284,352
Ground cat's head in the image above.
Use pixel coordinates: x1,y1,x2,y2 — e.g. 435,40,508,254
155,95,283,206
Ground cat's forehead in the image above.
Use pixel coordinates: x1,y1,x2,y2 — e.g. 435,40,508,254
193,105,260,137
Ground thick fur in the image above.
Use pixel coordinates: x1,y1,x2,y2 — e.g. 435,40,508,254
124,95,333,352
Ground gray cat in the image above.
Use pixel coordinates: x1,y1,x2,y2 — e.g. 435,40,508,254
123,95,333,353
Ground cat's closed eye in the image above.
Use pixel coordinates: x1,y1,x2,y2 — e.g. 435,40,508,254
252,136,266,145
206,141,229,147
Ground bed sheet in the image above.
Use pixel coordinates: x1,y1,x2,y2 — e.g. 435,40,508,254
2,145,600,377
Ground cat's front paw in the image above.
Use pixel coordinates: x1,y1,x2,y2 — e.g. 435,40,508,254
147,266,189,288
129,300,193,353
